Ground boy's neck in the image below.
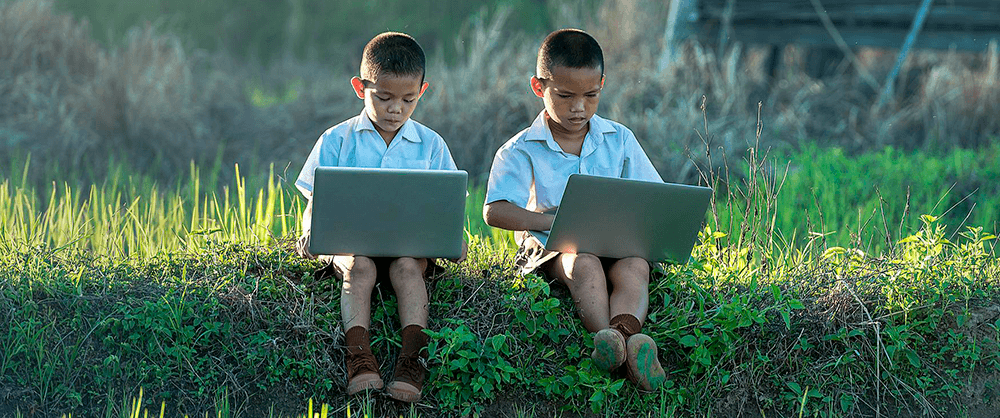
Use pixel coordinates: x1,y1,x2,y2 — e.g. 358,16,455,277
375,125,398,146
546,113,588,156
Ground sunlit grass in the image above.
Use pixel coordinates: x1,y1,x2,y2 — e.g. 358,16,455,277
1,145,999,417
0,159,303,258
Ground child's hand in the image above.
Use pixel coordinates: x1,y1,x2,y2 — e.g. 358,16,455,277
449,240,468,264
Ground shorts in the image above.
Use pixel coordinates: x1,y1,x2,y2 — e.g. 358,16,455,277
514,233,654,279
297,232,444,286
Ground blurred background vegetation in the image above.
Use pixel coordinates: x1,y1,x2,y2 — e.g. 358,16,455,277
52,0,563,66
1,0,998,241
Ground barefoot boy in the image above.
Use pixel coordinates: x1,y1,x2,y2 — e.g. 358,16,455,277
295,32,462,402
483,29,666,391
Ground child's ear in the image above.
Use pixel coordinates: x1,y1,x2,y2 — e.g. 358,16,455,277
601,75,605,88
350,76,366,99
530,76,545,98
418,81,429,97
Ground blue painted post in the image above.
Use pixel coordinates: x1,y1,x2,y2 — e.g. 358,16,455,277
660,0,699,70
877,0,935,108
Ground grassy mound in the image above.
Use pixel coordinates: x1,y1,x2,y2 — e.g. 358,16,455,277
1,221,997,417
1,147,998,416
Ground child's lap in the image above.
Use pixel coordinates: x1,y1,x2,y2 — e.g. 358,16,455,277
329,255,443,288
301,232,444,287
514,235,654,285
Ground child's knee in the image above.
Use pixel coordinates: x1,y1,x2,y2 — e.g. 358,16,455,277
568,253,603,272
389,257,426,279
339,255,378,284
558,253,605,286
611,257,650,284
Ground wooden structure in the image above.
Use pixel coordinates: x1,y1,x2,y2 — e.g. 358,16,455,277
662,0,1000,73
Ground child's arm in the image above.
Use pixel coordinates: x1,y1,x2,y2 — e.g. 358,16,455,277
483,200,554,232
623,129,663,182
483,139,547,231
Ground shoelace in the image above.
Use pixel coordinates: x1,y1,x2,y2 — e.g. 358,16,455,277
347,351,379,376
394,353,427,384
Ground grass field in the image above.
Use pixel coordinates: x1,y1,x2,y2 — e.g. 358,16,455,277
3,0,1000,416
1,144,998,417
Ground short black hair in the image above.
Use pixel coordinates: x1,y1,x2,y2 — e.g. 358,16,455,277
536,29,604,79
360,32,425,83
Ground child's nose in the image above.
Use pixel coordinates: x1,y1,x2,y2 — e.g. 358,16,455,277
570,98,585,112
387,100,403,113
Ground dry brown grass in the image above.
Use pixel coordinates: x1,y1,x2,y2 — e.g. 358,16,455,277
0,0,323,184
1,0,998,187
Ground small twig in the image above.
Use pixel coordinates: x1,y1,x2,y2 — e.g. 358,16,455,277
929,182,958,217
874,187,893,250
457,279,488,311
939,187,980,239
840,279,886,418
898,187,912,242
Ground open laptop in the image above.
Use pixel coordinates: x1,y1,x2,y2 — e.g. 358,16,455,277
309,167,467,259
529,174,712,264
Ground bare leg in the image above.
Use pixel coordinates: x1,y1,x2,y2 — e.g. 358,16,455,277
547,253,610,333
335,255,377,330
607,257,650,324
388,257,430,328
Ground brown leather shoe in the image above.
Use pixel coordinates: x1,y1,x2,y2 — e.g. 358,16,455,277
386,325,429,402
625,333,666,392
591,328,627,371
344,326,384,395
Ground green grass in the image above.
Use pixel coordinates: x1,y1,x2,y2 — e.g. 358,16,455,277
1,145,998,417
710,142,1000,254
0,158,303,258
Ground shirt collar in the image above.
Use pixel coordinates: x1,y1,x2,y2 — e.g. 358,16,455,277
525,111,614,153
355,111,421,143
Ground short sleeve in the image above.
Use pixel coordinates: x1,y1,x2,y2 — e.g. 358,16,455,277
622,129,662,183
485,139,532,208
430,138,459,171
295,130,342,198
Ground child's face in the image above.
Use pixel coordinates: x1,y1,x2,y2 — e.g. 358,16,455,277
351,73,428,141
531,65,604,136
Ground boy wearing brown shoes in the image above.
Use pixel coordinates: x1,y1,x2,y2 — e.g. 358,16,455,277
295,32,464,402
483,29,666,391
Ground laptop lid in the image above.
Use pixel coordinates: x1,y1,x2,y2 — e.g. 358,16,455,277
309,167,467,259
540,174,712,263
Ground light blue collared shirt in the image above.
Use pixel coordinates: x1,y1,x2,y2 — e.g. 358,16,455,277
485,111,662,237
296,111,458,198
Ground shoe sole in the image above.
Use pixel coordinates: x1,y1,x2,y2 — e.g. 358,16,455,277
626,333,666,391
592,328,627,371
386,380,421,403
347,372,384,396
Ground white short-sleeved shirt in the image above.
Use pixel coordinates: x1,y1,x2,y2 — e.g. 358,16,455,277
296,111,458,198
485,111,662,239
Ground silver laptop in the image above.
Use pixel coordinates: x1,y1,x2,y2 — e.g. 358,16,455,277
530,174,712,263
309,167,467,259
